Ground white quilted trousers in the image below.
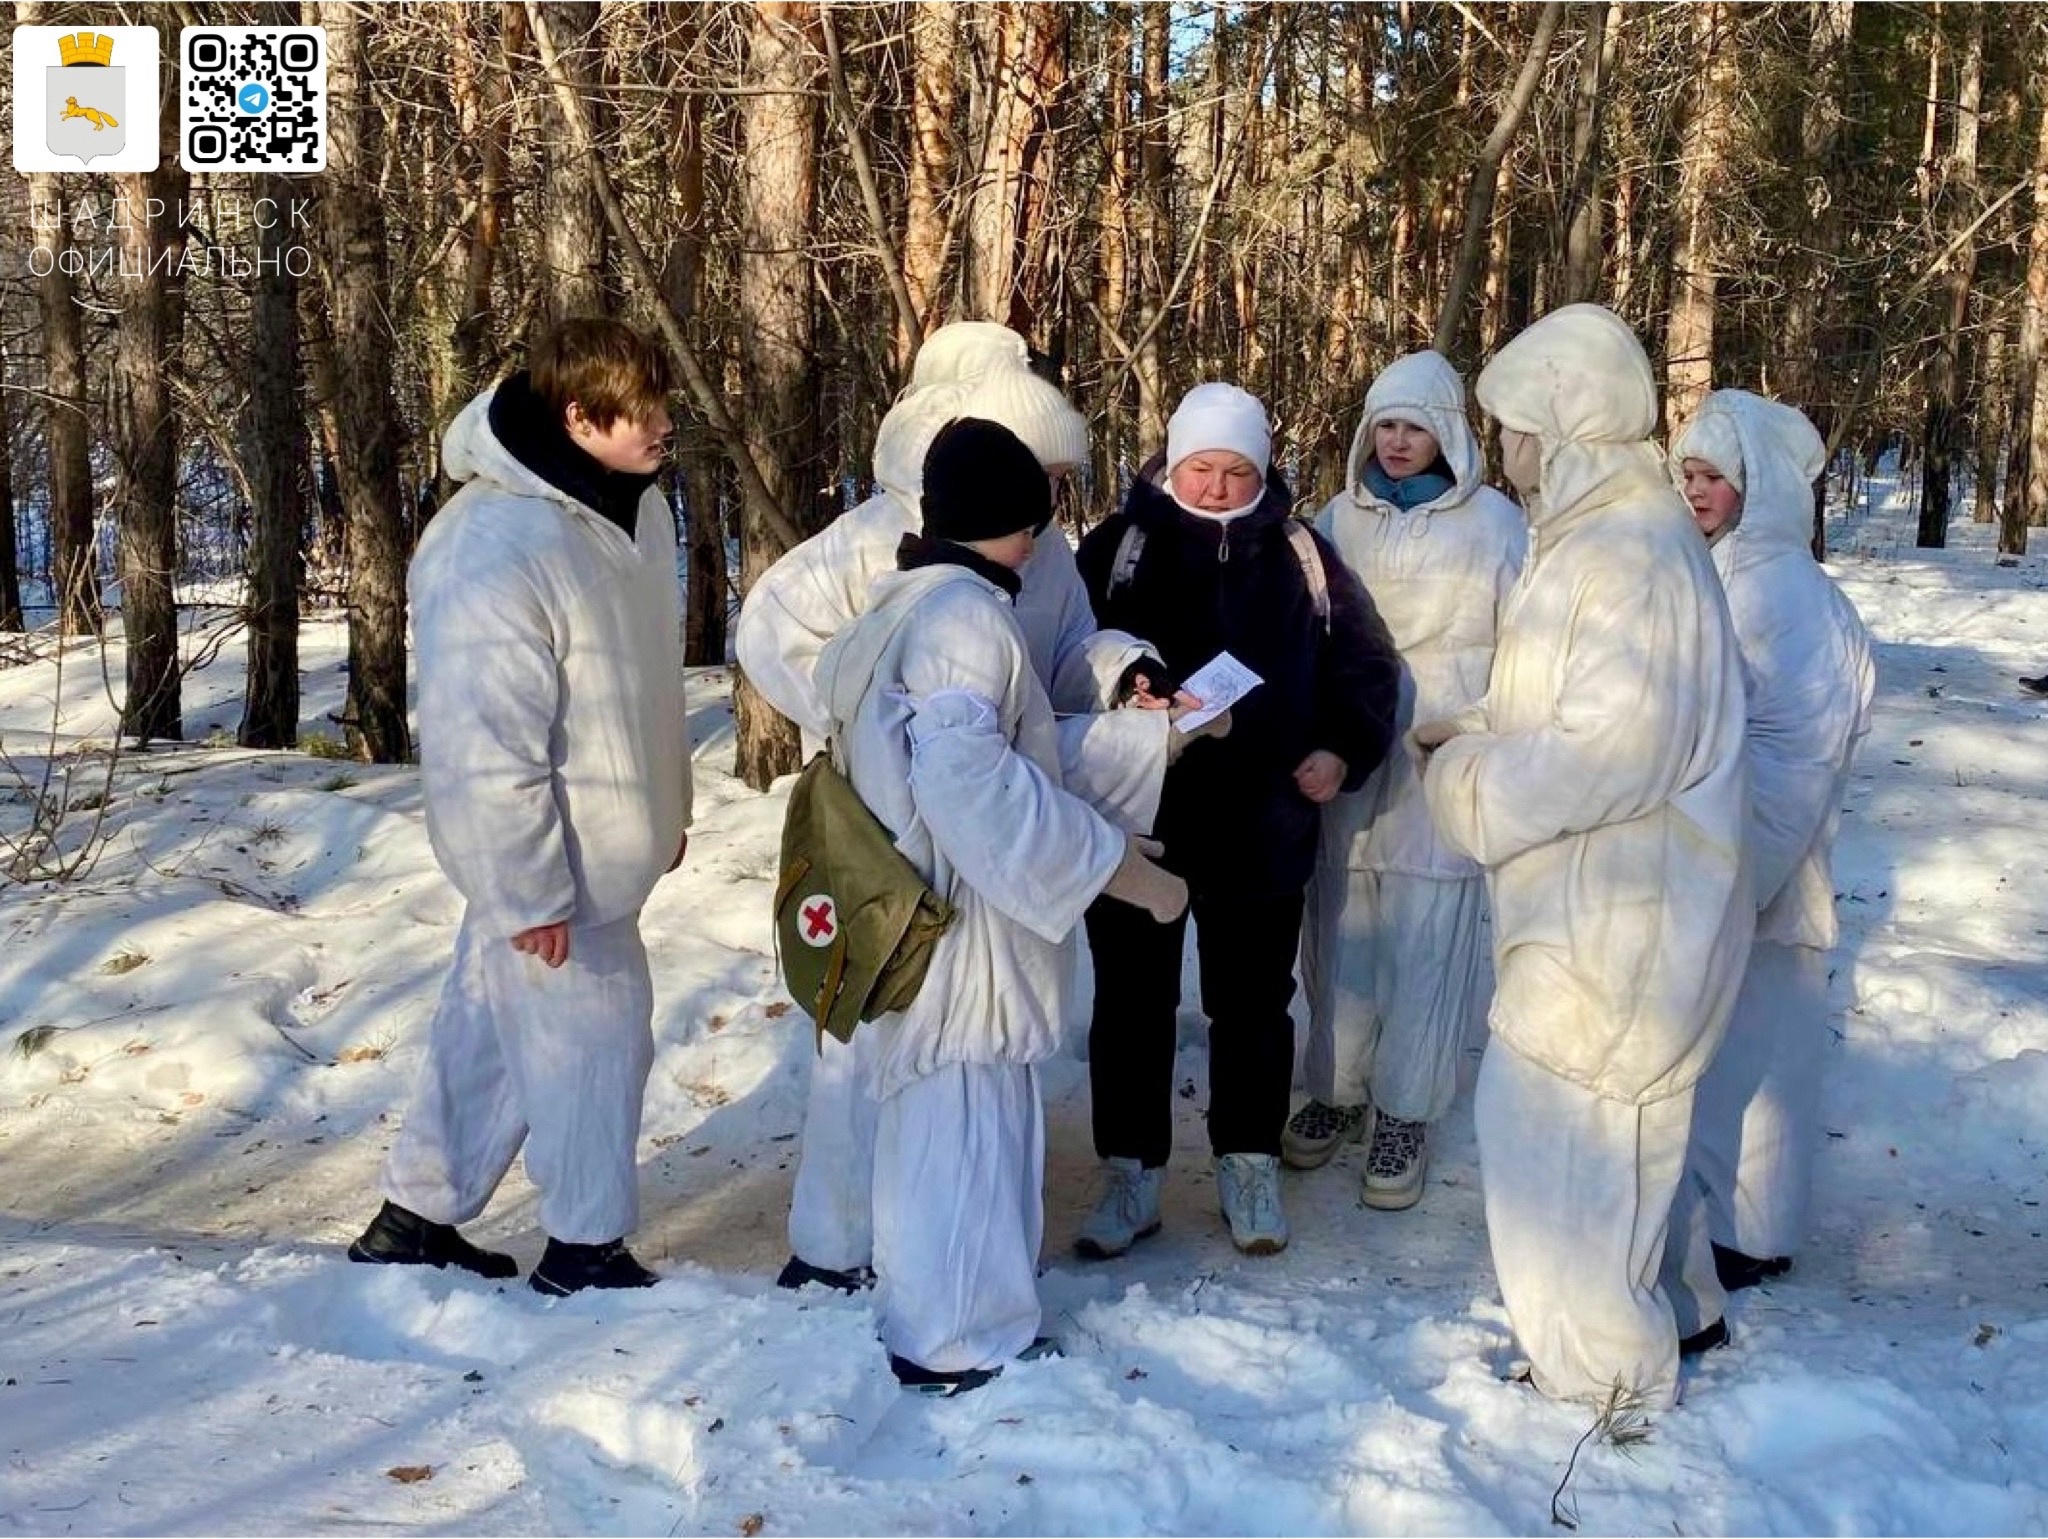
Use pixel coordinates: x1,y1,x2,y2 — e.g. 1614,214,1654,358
383,909,654,1245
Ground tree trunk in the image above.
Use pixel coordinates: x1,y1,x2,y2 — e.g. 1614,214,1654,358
2001,33,2048,556
734,0,824,790
427,4,508,503
1133,0,1173,452
662,11,728,668
1433,1,1565,368
1096,2,1136,492
0,346,21,632
903,0,959,352
111,137,192,746
1780,0,1856,558
27,172,98,636
1666,2,1739,431
1557,1,1621,305
1917,1,1983,549
241,171,310,749
963,2,1067,336
539,0,609,321
319,0,412,763
1973,318,2005,524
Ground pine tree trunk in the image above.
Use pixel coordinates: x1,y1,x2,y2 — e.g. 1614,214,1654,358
241,171,310,750
320,0,412,763
1667,2,1738,431
1973,319,2005,524
1433,2,1564,369
904,0,959,351
2001,42,2048,556
1558,0,1620,305
426,5,508,503
539,0,609,322
963,3,1066,335
1780,0,1856,558
1097,2,1136,493
1133,0,1172,452
733,0,824,791
111,142,191,747
28,173,98,636
1917,1,1983,550
663,13,727,669
0,347,22,633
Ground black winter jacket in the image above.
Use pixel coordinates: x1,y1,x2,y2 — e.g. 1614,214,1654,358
1078,463,1402,896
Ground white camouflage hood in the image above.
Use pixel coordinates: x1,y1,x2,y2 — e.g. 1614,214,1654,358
1671,389,1825,570
439,383,580,510
1344,349,1485,514
1475,304,1669,531
871,381,972,509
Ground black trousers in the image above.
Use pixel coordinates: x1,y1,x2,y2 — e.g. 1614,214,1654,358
1085,884,1306,1168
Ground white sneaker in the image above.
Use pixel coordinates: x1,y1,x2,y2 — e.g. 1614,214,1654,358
1076,1157,1163,1259
1279,1100,1370,1170
1216,1153,1289,1255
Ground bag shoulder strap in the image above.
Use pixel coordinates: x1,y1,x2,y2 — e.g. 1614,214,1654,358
1284,519,1331,636
824,587,935,771
1107,522,1147,604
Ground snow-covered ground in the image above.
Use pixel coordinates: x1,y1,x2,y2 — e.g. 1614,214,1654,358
2,478,2045,1536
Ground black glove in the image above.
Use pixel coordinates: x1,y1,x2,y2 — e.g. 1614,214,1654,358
1116,656,1179,706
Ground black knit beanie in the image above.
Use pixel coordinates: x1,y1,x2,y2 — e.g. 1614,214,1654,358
920,417,1052,544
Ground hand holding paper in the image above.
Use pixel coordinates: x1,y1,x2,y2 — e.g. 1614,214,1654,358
1173,652,1262,734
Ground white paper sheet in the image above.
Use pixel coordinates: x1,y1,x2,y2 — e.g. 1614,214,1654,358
1174,651,1263,732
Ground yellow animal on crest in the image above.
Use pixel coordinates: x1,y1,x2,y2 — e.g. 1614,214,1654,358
60,97,118,132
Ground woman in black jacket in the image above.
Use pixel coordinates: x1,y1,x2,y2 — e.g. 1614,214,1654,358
1072,383,1402,1258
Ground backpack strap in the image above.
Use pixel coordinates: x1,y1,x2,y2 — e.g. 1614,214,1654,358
1106,523,1147,604
1284,519,1332,637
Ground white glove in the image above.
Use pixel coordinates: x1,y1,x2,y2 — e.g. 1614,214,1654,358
1100,834,1189,923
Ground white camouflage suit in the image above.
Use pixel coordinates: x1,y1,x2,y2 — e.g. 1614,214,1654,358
1302,350,1526,1126
816,561,1127,1373
1422,306,1752,1408
1670,390,1875,1268
733,329,1168,1277
383,386,691,1246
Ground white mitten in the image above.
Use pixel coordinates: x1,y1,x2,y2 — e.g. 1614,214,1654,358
1101,834,1190,923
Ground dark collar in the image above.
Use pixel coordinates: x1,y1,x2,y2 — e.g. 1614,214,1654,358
487,371,659,538
894,532,1024,597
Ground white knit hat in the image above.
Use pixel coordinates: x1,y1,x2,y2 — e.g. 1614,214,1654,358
1673,409,1746,493
954,364,1089,470
909,322,1033,390
1166,383,1271,479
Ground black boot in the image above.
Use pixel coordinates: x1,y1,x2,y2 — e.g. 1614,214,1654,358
2019,674,2048,697
347,1200,518,1280
1712,1242,1792,1294
889,1336,1061,1396
529,1237,659,1297
1679,1317,1731,1358
890,1355,1002,1396
776,1255,875,1295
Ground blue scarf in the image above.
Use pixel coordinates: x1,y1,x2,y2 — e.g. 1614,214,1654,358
1362,457,1454,511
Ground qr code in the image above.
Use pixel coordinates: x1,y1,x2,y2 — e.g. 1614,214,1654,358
180,27,326,172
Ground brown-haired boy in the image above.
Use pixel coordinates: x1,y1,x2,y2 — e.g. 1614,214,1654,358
348,317,691,1296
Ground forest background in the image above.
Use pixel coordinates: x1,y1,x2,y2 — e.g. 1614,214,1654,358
2,0,2042,824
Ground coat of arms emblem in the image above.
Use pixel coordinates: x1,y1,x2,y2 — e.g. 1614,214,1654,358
46,31,125,165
